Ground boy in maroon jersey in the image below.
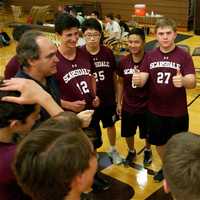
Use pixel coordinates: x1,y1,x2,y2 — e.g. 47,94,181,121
81,18,122,165
4,25,32,79
55,13,110,191
55,14,99,113
117,28,152,166
132,18,196,181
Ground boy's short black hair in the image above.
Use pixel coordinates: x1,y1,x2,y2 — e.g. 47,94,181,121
55,13,80,35
0,88,36,128
128,28,145,41
82,18,102,34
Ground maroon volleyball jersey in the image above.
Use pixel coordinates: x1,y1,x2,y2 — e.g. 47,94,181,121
82,45,116,106
117,53,148,113
141,46,195,117
56,48,95,109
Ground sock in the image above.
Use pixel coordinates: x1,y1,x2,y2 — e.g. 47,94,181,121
129,149,136,153
109,145,116,152
144,147,151,151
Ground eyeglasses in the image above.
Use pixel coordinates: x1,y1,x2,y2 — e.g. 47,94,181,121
84,33,100,39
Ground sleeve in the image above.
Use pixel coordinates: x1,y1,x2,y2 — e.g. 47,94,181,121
140,53,150,73
116,56,125,77
108,47,117,71
182,52,195,75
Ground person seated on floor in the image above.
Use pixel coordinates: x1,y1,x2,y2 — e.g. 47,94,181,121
104,13,121,40
13,112,97,200
114,14,129,36
90,11,104,30
4,25,32,79
163,132,200,200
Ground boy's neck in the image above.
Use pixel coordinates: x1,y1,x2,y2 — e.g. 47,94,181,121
59,45,77,60
86,44,100,55
0,128,14,143
160,44,176,53
132,50,144,63
64,189,81,200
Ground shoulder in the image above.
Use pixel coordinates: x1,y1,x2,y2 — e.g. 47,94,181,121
119,54,130,63
0,143,16,160
101,45,113,54
15,70,29,78
175,46,191,57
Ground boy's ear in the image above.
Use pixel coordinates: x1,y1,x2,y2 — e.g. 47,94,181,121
9,120,20,128
70,173,85,192
163,179,170,193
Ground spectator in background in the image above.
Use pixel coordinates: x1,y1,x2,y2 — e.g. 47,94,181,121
115,14,130,36
90,11,104,30
4,25,32,79
69,7,85,25
104,13,121,40
163,132,200,200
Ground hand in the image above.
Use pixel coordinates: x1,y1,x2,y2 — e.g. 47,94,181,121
70,100,86,113
77,110,94,128
0,78,50,105
172,67,183,88
132,70,141,88
92,96,100,108
116,103,122,119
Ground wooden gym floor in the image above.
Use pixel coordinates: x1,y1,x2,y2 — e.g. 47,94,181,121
0,15,200,200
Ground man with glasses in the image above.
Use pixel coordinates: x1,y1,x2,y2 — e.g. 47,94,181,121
81,18,122,165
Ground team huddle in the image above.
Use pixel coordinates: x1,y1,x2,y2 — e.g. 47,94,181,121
0,13,197,200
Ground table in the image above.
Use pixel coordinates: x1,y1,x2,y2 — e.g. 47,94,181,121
131,14,164,34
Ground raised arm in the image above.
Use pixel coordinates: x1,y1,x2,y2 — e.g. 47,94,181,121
0,78,63,117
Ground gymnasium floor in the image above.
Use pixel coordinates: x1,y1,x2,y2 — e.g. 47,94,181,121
0,17,200,200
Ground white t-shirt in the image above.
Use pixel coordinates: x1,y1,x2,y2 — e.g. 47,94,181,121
105,20,121,39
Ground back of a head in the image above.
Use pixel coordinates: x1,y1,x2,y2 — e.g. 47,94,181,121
0,83,36,129
16,30,44,68
115,14,121,20
91,10,100,19
155,17,177,32
163,132,200,200
14,112,94,200
55,13,80,35
12,25,32,42
82,18,102,34
105,13,114,20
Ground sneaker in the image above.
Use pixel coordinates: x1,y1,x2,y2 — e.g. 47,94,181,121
153,169,164,182
143,149,152,166
108,150,123,165
124,150,136,166
92,173,111,192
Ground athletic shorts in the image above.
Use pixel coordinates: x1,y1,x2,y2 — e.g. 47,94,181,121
83,104,118,149
121,110,149,139
83,115,102,149
93,104,118,128
146,111,189,146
